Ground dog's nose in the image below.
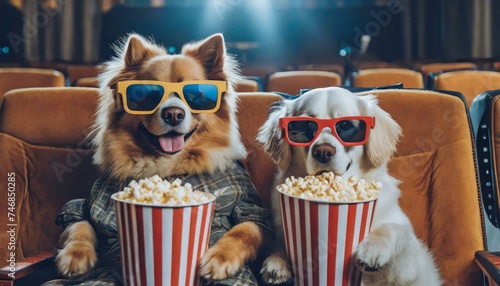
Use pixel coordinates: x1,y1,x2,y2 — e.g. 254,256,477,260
162,107,185,126
312,144,336,163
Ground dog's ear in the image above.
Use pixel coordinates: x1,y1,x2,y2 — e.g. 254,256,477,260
123,34,165,68
359,94,402,167
182,33,227,80
256,100,292,171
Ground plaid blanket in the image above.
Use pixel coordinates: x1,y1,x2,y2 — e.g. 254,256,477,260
45,162,274,286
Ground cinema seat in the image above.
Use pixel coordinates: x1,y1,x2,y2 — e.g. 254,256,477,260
0,68,65,104
0,87,99,285
429,70,500,106
297,64,345,80
355,62,406,70
470,90,500,231
355,88,485,285
420,62,477,78
235,78,260,92
241,64,281,88
470,89,500,285
266,70,341,95
352,68,424,88
236,92,282,208
74,77,99,88
238,88,490,285
66,65,104,86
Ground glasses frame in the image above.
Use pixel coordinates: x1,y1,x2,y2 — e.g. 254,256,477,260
279,116,376,147
115,80,227,115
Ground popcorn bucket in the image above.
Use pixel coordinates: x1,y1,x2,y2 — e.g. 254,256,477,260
112,194,216,286
278,191,377,286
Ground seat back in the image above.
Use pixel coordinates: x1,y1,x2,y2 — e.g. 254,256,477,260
267,70,341,95
297,64,345,80
355,88,485,285
0,87,100,263
235,78,260,92
420,62,477,78
75,77,99,88
236,92,281,209
0,68,65,104
355,62,406,70
66,65,104,86
352,68,424,88
470,90,500,249
430,70,500,106
242,64,281,88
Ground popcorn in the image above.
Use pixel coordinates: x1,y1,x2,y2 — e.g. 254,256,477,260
277,172,381,202
115,175,214,205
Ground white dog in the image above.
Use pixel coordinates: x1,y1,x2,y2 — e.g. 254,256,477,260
257,87,441,286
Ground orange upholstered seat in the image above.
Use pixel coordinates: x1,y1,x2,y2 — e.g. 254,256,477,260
266,70,341,95
235,78,260,92
430,70,500,106
297,64,345,79
0,68,65,103
241,64,281,87
355,62,406,70
0,87,99,271
494,62,500,71
236,92,282,208
352,68,424,88
74,77,99,88
67,65,104,86
420,62,477,78
357,89,484,285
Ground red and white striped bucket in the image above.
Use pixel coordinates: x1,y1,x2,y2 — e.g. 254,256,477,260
279,191,377,286
112,194,216,286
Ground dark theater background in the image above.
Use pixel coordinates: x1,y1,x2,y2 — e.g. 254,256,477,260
1,0,499,67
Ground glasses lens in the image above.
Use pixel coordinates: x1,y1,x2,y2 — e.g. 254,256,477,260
335,119,367,143
126,84,164,111
182,84,218,111
287,120,318,143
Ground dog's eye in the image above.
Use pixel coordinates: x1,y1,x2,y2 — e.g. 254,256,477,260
338,121,354,131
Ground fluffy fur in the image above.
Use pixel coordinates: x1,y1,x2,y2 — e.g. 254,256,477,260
56,33,263,281
92,33,245,179
55,221,97,278
257,87,442,286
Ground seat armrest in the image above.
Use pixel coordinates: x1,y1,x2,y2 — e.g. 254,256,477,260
0,250,57,282
475,251,500,286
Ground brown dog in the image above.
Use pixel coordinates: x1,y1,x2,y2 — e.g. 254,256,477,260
54,33,273,285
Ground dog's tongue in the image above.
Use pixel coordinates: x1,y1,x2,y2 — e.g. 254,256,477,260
158,134,184,153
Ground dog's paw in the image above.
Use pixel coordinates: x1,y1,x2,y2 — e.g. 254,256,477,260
56,240,97,278
199,244,243,281
260,252,292,284
355,235,392,272
56,221,97,278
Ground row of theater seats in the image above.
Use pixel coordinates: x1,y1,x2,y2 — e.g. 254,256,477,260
255,66,500,108
1,86,500,285
0,66,103,102
5,61,499,108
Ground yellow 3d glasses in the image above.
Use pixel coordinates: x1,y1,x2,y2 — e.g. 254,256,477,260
115,80,227,114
